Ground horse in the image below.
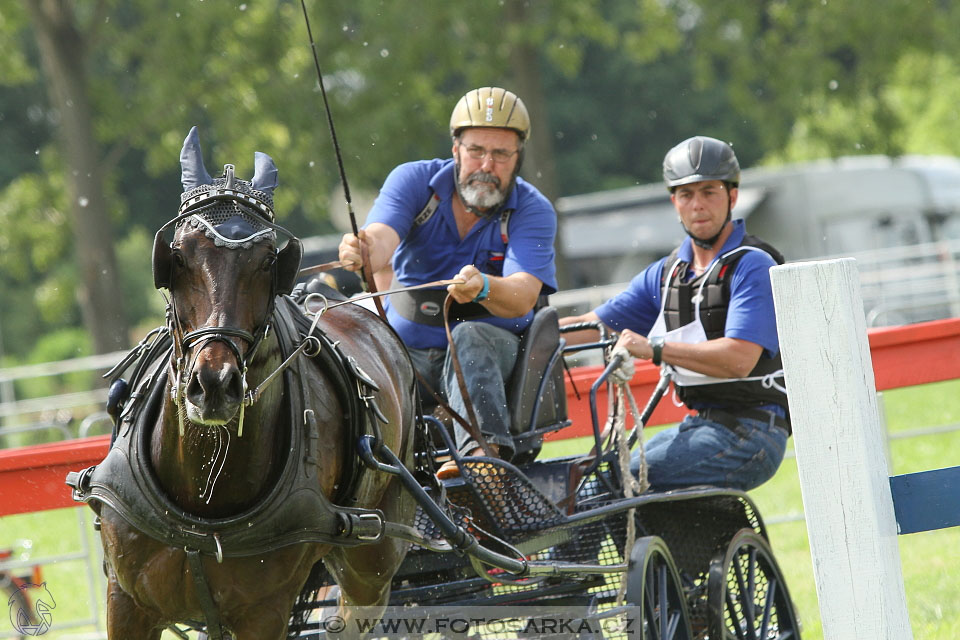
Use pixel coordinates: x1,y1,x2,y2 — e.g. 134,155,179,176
73,127,416,639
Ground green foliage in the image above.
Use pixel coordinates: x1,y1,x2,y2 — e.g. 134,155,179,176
6,0,960,355
886,51,960,156
9,327,92,403
0,2,34,85
688,0,960,163
0,151,79,358
116,227,166,328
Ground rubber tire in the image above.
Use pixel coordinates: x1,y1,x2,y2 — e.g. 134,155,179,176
625,536,695,640
707,528,801,640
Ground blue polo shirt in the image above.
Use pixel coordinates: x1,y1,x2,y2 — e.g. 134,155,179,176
595,219,781,356
366,158,558,349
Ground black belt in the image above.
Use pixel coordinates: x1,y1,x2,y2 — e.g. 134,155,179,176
698,407,791,436
390,287,491,327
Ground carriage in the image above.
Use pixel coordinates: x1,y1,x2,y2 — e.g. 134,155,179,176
66,130,800,640
282,306,803,640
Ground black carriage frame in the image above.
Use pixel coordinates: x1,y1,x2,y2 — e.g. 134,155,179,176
283,314,802,640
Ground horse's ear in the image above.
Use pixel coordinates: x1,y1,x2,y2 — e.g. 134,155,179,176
180,126,213,192
153,230,172,289
251,151,278,196
275,237,302,295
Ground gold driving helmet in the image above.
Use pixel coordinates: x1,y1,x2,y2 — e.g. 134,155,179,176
449,87,530,141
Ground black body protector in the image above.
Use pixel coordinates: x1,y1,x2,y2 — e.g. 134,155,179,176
661,234,788,411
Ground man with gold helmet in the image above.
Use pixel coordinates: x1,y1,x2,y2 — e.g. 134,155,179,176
339,87,557,475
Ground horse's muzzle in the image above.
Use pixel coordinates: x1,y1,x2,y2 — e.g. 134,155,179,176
185,360,244,425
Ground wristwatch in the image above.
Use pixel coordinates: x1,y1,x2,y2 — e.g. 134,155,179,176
650,336,665,366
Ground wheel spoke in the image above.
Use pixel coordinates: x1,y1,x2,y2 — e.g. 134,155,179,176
732,555,756,637
760,576,777,637
659,562,669,640
711,531,798,640
645,565,659,639
666,611,680,639
725,589,748,640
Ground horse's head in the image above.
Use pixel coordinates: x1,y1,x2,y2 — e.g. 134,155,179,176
153,127,302,429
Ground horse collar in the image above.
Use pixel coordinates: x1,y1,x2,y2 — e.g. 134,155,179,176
68,297,386,559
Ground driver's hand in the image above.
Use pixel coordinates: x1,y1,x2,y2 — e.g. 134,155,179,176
447,264,484,304
338,230,367,272
609,346,636,384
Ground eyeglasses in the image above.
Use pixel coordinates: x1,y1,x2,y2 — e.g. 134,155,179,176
458,142,519,164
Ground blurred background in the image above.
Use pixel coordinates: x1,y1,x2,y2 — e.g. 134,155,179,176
5,0,960,369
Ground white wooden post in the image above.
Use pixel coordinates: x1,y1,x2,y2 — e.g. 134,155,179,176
769,258,912,640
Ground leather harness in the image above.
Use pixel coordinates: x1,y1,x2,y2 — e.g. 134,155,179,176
67,297,394,640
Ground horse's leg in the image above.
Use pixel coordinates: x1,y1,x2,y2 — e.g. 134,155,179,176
326,475,415,624
105,573,164,640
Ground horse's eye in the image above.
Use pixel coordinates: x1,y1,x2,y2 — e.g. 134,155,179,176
261,255,277,271
172,252,186,269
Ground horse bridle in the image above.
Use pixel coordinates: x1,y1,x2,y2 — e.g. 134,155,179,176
154,193,300,437
167,306,272,438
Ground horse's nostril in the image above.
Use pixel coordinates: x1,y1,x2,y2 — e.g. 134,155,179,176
224,367,244,404
185,371,205,405
186,364,242,409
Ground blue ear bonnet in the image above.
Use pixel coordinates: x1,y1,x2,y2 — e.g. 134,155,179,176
177,126,280,248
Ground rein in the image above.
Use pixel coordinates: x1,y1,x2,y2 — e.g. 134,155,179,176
300,281,494,456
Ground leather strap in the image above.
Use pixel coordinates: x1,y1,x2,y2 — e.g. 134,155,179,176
186,549,225,640
389,284,490,327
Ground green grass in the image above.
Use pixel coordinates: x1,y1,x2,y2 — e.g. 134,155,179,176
2,380,959,638
544,379,960,640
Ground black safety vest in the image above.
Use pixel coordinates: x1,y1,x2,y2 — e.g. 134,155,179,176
661,235,788,410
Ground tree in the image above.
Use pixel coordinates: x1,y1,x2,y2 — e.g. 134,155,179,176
22,0,128,354
686,0,960,162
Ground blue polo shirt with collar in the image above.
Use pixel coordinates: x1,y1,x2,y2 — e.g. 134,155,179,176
594,219,781,356
365,158,558,349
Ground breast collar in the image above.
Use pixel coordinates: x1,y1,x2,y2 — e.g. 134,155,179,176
67,297,388,560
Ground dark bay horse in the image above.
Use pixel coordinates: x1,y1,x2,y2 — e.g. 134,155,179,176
81,128,416,639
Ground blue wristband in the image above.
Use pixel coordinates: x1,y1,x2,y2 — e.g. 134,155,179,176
472,273,490,303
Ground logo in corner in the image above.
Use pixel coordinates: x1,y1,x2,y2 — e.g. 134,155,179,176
8,582,56,636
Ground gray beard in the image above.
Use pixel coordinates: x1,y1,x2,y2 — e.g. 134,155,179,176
459,171,506,212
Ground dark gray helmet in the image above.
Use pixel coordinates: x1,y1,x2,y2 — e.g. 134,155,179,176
663,136,740,189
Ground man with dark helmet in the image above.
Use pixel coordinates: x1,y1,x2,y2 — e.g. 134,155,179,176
339,87,557,476
561,136,789,492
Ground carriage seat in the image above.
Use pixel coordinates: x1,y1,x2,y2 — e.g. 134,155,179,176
505,306,570,463
424,306,571,465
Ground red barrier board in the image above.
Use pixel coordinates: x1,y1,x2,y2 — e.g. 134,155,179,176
3,317,960,517
868,318,960,390
0,436,108,516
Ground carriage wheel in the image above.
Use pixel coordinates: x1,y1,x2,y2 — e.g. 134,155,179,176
625,536,694,640
706,528,801,640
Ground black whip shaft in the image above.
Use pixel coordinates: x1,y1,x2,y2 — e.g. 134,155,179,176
299,0,359,238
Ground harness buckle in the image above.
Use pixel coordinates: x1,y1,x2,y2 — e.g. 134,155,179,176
354,512,385,542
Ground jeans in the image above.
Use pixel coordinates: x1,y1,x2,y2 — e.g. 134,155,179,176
408,322,520,458
630,411,789,492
